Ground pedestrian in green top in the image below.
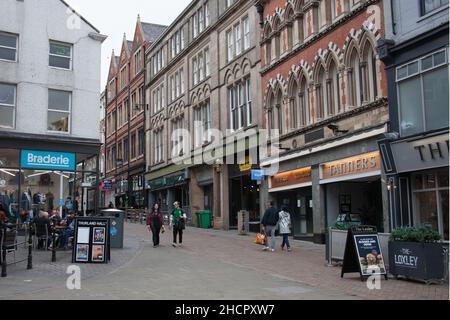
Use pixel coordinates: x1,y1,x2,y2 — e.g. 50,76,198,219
170,201,186,247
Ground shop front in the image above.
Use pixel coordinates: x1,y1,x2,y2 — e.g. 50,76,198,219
269,167,313,239
130,174,145,209
228,163,261,231
146,170,190,218
379,131,449,240
320,151,385,232
0,138,100,221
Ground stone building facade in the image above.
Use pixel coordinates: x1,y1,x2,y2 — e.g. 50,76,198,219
145,0,262,229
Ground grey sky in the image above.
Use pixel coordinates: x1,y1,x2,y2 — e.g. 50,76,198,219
65,0,192,89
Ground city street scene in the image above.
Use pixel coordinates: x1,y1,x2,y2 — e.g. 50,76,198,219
0,0,449,303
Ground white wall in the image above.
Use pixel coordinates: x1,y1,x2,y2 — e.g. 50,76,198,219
0,0,104,140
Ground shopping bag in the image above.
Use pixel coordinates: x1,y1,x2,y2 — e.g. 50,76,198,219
255,233,267,245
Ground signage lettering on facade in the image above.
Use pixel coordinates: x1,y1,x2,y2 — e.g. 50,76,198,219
321,152,381,180
21,150,76,171
414,139,449,162
390,134,449,173
270,167,312,189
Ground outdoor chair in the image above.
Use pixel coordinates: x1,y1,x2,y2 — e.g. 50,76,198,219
1,225,18,264
33,223,50,251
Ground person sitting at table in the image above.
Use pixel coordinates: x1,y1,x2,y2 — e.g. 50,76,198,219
49,210,62,225
59,212,76,250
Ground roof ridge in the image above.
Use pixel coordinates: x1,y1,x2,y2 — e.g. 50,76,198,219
141,21,168,28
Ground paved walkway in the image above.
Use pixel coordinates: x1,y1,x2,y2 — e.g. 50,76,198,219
0,223,448,300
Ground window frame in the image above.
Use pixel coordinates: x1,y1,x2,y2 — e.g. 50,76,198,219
0,82,17,129
47,89,72,134
0,32,18,63
49,40,73,71
396,47,449,136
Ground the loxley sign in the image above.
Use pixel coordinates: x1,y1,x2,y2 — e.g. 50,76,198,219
393,248,419,268
20,150,76,171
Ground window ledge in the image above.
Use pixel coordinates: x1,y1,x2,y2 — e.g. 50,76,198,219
49,66,72,72
0,59,17,64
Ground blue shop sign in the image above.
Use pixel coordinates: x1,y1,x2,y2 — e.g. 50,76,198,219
21,150,76,171
251,169,264,181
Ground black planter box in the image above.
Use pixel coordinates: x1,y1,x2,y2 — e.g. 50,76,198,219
388,241,445,283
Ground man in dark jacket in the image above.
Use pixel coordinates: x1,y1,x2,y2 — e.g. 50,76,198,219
261,201,279,252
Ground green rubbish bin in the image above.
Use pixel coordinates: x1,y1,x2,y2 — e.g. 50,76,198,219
198,211,212,229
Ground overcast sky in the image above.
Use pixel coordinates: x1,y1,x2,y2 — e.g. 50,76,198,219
65,0,192,89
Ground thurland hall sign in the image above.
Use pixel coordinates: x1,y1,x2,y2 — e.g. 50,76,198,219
390,133,449,173
321,152,381,180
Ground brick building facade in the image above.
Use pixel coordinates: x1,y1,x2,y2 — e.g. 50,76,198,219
105,18,166,209
256,0,390,243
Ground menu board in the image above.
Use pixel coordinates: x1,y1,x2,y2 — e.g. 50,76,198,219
341,226,388,281
354,235,387,276
72,218,110,264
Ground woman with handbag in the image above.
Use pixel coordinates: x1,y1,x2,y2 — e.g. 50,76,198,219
147,203,164,248
170,201,186,247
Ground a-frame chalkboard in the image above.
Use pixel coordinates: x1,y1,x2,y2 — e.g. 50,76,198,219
341,226,388,281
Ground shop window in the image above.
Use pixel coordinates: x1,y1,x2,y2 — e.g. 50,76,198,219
0,32,18,62
48,89,71,133
0,83,16,128
397,48,449,137
49,41,72,70
412,170,449,240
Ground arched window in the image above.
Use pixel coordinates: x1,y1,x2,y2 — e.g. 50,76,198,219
327,58,341,115
315,65,327,120
288,80,298,130
264,23,272,65
274,88,284,134
285,8,294,51
268,91,275,133
299,73,310,126
273,17,281,59
295,0,305,44
347,46,361,107
361,40,379,103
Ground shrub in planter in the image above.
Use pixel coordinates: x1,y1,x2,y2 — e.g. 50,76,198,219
389,226,445,283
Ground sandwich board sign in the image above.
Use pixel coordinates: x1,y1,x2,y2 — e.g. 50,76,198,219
72,217,110,264
341,226,388,281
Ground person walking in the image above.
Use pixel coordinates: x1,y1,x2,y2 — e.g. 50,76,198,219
261,201,280,252
147,203,164,247
170,201,186,247
279,207,292,252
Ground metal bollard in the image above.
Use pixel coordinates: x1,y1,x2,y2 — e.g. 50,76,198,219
1,224,7,278
52,225,56,263
27,223,33,270
443,246,449,282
